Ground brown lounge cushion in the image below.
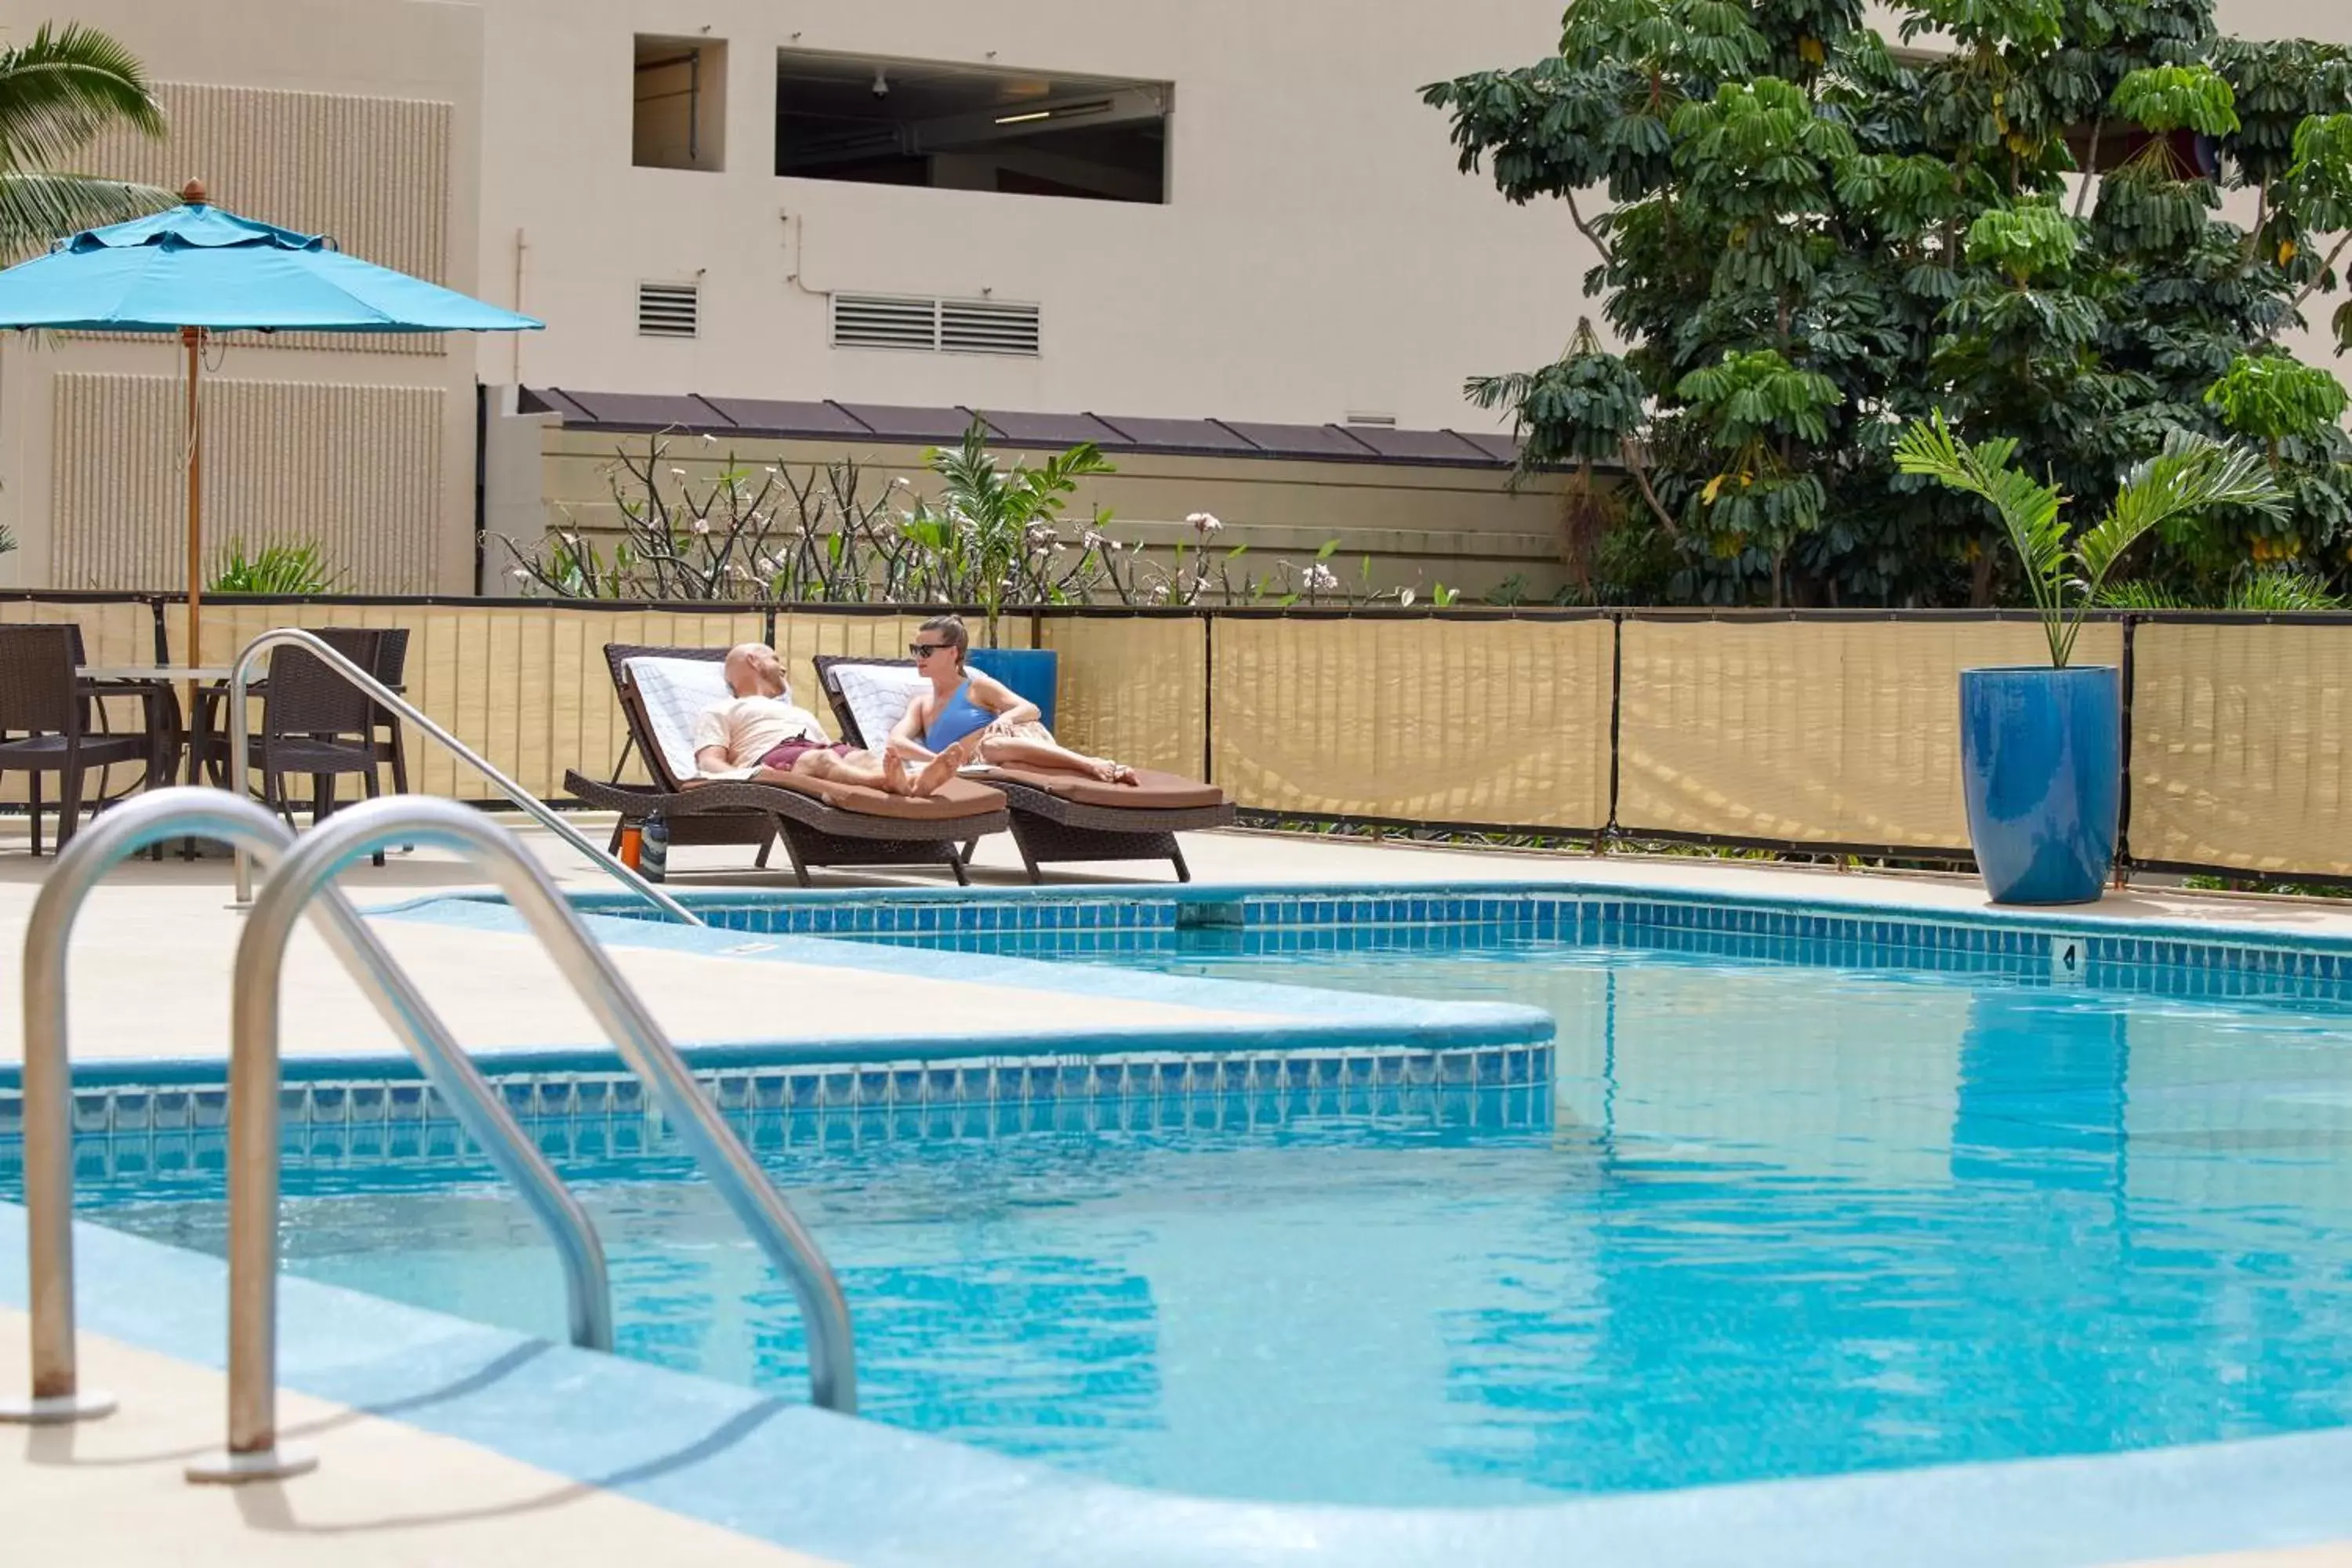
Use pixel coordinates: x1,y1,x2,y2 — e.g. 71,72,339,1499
753,770,1007,822
975,764,1225,811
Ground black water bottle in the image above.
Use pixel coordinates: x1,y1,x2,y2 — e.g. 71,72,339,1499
640,810,670,883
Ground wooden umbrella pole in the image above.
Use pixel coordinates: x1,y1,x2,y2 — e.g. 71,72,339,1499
182,323,204,743
183,324,201,670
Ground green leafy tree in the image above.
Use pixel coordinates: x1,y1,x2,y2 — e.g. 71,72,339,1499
1427,0,2352,607
0,23,170,260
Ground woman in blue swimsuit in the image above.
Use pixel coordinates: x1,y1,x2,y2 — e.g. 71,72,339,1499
887,615,1138,785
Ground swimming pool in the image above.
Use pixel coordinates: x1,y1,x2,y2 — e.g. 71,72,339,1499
20,888,2352,1510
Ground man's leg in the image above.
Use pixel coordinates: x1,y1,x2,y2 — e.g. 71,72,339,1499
797,746,956,797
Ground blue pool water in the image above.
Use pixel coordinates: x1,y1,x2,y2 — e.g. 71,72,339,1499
25,924,2352,1506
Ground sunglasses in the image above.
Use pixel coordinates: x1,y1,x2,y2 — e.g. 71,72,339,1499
909,641,954,656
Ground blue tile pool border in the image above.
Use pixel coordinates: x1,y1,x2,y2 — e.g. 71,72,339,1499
0,1042,1553,1149
507,877,2352,1002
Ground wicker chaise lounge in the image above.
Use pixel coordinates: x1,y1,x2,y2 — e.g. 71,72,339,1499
562,643,1010,886
813,654,1234,884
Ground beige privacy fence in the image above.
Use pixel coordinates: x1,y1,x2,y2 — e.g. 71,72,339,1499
1615,616,2122,851
9,595,2352,882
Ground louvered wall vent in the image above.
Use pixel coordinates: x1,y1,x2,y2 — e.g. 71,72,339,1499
831,293,1041,357
637,281,699,339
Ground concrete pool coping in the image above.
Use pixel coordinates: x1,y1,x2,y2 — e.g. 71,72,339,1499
7,1205,2352,1568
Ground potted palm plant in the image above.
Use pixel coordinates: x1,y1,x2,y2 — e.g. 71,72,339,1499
919,416,1114,727
1893,415,2285,904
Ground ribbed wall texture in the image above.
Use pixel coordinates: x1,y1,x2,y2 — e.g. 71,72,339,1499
1209,617,1614,827
1040,616,1206,778
78,81,452,355
2129,622,2352,877
1616,619,2123,849
52,372,445,593
0,600,158,804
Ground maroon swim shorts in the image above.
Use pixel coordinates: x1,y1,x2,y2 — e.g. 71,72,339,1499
759,739,855,771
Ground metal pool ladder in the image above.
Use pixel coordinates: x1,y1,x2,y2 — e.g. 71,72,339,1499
2,790,856,1483
219,626,701,928
2,789,614,1435
193,795,856,1483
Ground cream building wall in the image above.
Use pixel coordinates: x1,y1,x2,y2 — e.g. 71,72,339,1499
0,0,485,594
481,0,2348,427
474,0,1589,432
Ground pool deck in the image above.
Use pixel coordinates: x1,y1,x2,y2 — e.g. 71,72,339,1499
5,813,2352,1072
5,811,2352,1565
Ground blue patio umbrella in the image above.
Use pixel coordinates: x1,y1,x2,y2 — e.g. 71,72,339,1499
0,180,541,654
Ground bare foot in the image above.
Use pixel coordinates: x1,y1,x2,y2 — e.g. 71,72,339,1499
909,752,960,796
1090,759,1139,786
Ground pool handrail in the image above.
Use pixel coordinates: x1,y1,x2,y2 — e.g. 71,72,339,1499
196,796,855,1483
2,788,613,1436
222,626,701,927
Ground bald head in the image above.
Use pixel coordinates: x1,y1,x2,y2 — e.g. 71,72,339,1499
724,643,788,699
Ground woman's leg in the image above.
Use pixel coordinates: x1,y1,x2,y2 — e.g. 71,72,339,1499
977,728,1135,784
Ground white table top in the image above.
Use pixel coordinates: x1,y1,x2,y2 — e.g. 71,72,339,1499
78,665,235,682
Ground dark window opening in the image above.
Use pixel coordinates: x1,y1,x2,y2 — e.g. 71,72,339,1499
775,49,1169,205
635,35,727,172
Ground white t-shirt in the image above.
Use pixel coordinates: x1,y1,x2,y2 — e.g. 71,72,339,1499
690,695,829,769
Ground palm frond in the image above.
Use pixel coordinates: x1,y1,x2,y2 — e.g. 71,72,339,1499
2078,434,2286,586
1893,413,2067,581
0,23,163,173
2092,579,2190,609
0,169,172,260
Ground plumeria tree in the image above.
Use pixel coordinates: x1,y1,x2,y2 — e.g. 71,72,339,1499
499,429,1400,609
1426,0,2352,607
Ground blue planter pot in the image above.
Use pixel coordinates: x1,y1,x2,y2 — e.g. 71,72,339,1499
967,646,1058,733
1958,665,2121,906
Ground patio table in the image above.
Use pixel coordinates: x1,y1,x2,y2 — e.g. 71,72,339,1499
76,664,238,855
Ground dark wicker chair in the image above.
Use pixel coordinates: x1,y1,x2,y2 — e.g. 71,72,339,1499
0,624,157,855
216,642,388,861
813,653,1234,884
561,643,1011,887
194,625,405,787
351,627,411,796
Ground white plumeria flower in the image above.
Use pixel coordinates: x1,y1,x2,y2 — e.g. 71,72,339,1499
1305,563,1339,591
1398,587,1416,608
1186,511,1223,533
691,517,712,535
669,466,687,477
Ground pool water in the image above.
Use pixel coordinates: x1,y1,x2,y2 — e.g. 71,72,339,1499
31,930,2352,1505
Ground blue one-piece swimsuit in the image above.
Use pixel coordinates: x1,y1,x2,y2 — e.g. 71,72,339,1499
924,680,996,752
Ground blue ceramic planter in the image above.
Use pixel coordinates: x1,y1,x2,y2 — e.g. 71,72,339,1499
1958,665,2121,906
967,646,1058,732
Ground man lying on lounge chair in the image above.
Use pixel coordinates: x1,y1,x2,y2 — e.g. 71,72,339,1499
691,643,959,796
